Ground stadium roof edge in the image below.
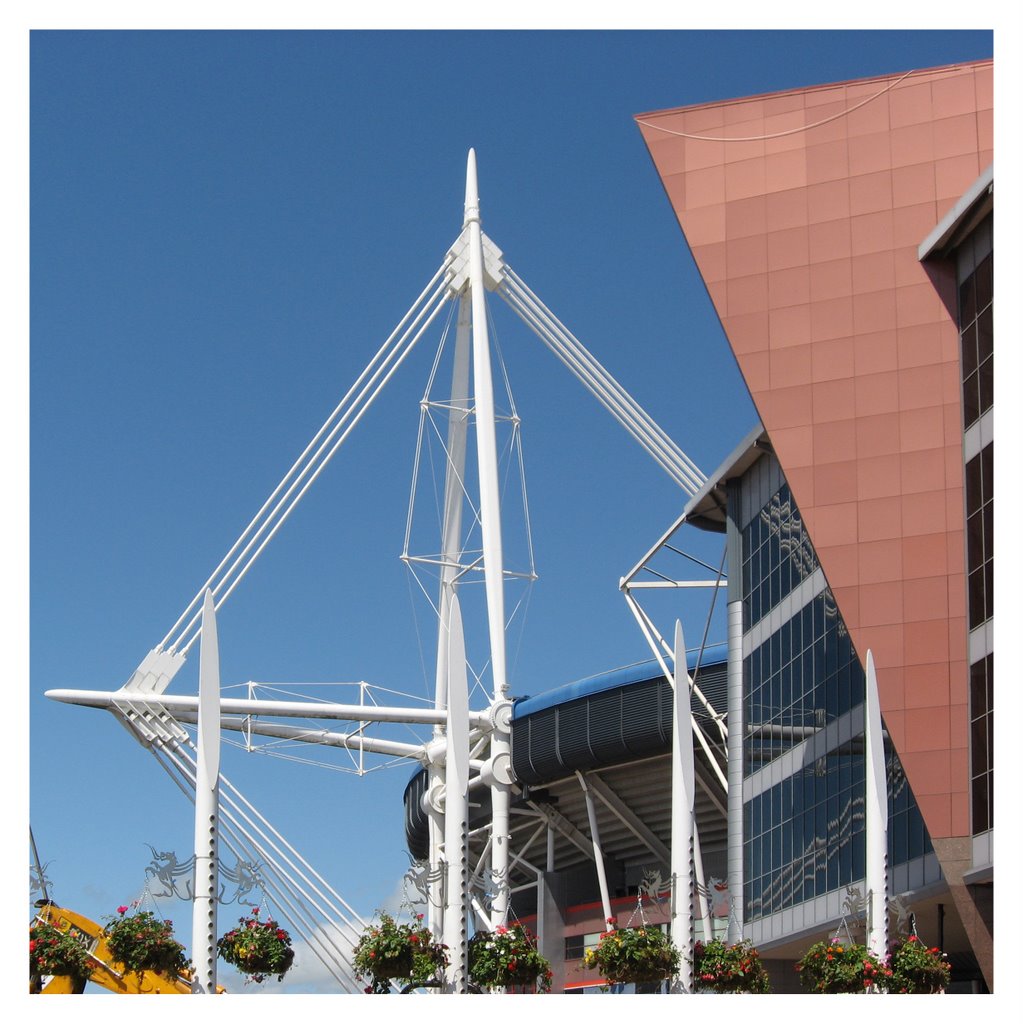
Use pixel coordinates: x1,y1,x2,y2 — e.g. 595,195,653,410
512,641,728,717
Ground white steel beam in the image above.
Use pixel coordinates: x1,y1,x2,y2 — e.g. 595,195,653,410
865,650,889,962
47,688,488,728
442,593,470,992
576,771,613,924
585,773,671,868
670,621,695,994
191,591,221,994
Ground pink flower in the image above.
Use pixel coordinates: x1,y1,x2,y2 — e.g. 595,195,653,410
117,906,128,915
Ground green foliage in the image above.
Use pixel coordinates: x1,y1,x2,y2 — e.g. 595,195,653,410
103,907,191,980
29,918,94,982
582,918,680,986
883,935,950,993
217,907,295,983
468,923,553,992
352,912,448,992
795,939,886,993
692,938,771,993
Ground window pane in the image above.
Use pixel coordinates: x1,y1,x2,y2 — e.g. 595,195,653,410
977,306,993,362
959,271,976,325
961,319,978,376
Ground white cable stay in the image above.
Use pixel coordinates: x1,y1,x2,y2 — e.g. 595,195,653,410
497,265,706,496
161,260,457,657
146,734,369,991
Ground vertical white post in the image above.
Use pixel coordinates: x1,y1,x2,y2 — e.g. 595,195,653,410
864,650,889,963
429,295,472,936
443,594,470,992
192,590,220,993
577,772,613,925
670,621,695,993
693,826,713,942
725,598,744,944
464,149,512,925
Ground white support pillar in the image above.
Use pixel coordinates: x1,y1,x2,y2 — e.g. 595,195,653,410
692,826,713,943
191,590,220,994
670,621,695,993
485,703,513,926
443,594,470,992
864,650,889,962
463,149,513,926
576,772,613,925
463,149,507,701
429,294,472,936
726,598,744,944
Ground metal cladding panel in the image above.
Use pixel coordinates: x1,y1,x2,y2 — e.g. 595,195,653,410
523,710,561,781
555,700,600,771
636,61,992,844
586,688,629,760
620,678,669,757
403,769,430,861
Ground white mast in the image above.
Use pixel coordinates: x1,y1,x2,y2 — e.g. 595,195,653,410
442,594,470,992
191,590,221,994
864,649,889,963
670,620,695,993
429,295,472,939
463,149,512,927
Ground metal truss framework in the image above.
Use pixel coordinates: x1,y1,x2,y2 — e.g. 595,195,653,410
46,151,719,993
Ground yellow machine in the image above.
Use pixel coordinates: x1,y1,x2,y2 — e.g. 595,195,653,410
30,902,223,994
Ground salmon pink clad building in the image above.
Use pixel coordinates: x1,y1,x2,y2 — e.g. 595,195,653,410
634,60,993,989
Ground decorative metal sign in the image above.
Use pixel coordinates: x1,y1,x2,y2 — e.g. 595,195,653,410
30,861,53,900
143,844,264,904
697,876,732,919
477,866,509,912
639,868,671,904
402,856,445,911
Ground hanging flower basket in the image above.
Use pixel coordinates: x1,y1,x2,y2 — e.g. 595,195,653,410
217,907,295,983
29,917,94,988
103,906,191,980
468,923,553,992
883,935,950,993
352,912,448,992
692,938,771,993
582,917,680,987
795,939,886,993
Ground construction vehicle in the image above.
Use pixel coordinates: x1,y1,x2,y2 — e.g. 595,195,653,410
30,901,223,994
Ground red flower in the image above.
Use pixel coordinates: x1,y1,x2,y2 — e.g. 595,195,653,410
117,906,128,915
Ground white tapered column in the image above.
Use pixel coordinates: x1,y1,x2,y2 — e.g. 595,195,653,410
464,149,512,924
429,295,472,936
864,650,889,962
443,594,470,992
670,621,695,993
464,149,508,701
725,598,744,944
192,590,221,993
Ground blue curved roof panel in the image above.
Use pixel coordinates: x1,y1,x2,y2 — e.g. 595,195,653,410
512,641,728,718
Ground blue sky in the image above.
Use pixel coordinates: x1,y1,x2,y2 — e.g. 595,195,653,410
24,24,999,998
